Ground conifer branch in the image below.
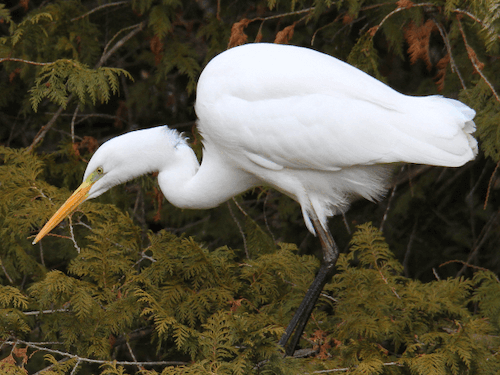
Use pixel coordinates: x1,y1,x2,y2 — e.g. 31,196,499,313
456,17,500,103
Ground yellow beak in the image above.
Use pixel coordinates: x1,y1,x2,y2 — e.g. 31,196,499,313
32,171,100,244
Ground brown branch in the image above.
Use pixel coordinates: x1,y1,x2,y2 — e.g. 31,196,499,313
0,57,50,66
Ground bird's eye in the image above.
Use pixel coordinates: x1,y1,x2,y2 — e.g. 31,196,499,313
96,167,104,174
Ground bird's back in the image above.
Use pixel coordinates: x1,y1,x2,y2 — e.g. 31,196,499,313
196,43,476,170
194,43,477,232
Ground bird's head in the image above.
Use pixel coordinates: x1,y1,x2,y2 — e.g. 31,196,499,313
32,127,187,244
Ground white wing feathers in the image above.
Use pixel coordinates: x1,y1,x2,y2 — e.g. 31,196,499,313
195,43,477,174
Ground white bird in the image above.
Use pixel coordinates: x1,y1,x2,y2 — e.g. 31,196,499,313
32,43,477,355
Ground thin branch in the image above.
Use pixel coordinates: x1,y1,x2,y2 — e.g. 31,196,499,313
379,166,400,231
23,309,68,316
126,340,143,372
252,7,315,22
433,20,467,90
28,100,70,152
0,57,51,65
98,22,145,68
70,103,80,144
372,2,435,36
263,191,277,244
484,160,500,209
442,259,499,281
70,358,81,375
71,1,130,22
0,258,14,284
228,199,248,258
4,339,188,367
456,16,500,103
68,216,81,254
33,357,72,375
309,362,402,373
454,8,500,41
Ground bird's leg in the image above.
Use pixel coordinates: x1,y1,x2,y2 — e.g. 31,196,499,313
278,218,339,356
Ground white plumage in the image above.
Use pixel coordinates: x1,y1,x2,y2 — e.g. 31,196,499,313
78,43,477,235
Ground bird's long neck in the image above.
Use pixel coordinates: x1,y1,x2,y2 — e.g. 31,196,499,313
158,142,257,210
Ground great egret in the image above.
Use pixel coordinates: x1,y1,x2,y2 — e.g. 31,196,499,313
33,43,477,355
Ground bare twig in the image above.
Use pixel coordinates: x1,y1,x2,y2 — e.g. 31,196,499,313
372,2,435,36
126,340,143,372
0,58,51,65
70,359,81,375
0,258,14,284
309,362,402,373
70,103,80,144
484,160,500,209
433,20,467,90
98,22,145,68
4,339,188,367
454,8,500,41
71,1,130,22
228,199,248,258
263,191,277,243
23,309,68,316
68,216,81,254
28,102,69,152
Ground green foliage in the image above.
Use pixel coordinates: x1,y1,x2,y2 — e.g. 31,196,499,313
30,60,133,112
1,0,500,374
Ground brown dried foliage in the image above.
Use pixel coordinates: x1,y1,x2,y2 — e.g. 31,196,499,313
150,35,164,66
228,19,251,49
466,45,485,71
404,19,437,70
397,0,414,9
434,53,450,91
114,100,128,129
72,136,99,159
20,0,29,11
274,24,295,44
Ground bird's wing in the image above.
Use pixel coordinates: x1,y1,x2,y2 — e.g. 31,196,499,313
196,43,476,172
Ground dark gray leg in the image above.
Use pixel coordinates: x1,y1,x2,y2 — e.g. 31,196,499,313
278,218,339,356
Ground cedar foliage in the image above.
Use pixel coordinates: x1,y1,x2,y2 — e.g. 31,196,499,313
1,0,500,374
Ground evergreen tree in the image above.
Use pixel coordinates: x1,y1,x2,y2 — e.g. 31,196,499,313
0,0,500,374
